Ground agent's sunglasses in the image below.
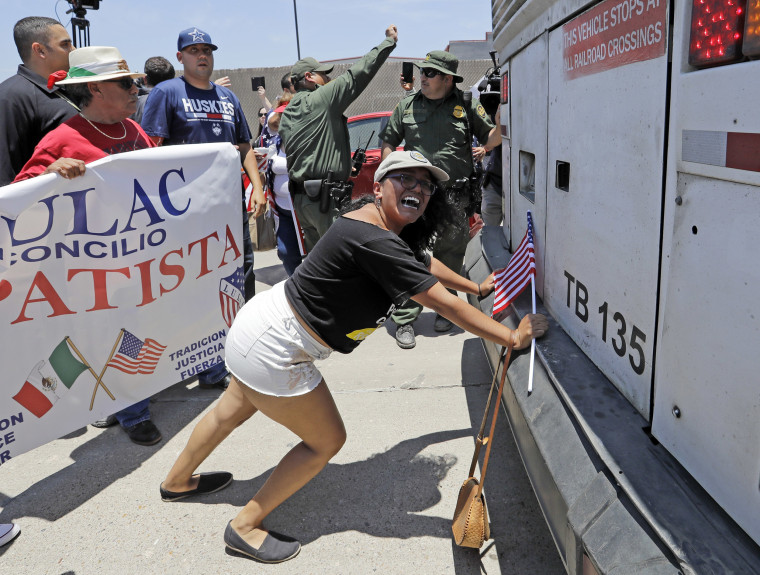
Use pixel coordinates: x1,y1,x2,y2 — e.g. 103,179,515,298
420,68,443,78
384,173,437,196
105,77,136,91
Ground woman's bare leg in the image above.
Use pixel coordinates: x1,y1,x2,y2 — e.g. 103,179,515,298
229,378,346,548
162,377,258,492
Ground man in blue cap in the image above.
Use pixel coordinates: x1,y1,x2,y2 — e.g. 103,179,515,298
141,28,265,390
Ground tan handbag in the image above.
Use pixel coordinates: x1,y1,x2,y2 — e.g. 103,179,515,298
452,344,513,548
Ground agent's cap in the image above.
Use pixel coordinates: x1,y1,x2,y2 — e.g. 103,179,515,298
374,150,449,183
290,57,334,81
54,46,144,85
177,27,218,52
416,50,463,83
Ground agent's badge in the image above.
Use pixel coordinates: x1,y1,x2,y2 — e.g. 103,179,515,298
453,105,465,118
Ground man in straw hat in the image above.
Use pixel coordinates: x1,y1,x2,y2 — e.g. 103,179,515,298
379,50,502,349
0,16,77,186
279,24,398,255
15,46,154,181
13,46,162,447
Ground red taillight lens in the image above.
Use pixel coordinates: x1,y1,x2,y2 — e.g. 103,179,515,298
689,0,747,67
501,72,509,104
743,0,760,56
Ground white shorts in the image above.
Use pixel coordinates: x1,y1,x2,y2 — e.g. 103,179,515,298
225,281,332,397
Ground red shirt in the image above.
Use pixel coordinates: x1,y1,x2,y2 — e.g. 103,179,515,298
14,114,156,182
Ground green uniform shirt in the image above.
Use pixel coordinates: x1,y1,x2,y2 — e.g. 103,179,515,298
281,37,396,184
379,88,494,182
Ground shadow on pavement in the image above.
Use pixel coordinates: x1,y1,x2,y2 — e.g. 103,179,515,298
171,428,472,545
0,382,219,524
457,338,565,574
254,263,288,287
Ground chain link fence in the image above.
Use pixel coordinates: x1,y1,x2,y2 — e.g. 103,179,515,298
213,58,493,137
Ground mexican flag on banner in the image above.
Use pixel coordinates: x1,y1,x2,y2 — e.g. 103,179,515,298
13,338,90,418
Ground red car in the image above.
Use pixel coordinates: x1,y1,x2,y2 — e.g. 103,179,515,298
347,111,402,199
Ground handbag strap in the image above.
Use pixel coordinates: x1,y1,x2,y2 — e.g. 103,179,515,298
467,343,513,497
467,345,505,477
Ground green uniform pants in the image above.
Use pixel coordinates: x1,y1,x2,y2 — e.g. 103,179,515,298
391,218,470,326
293,193,340,254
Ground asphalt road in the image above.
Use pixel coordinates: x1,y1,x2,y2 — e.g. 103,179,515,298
0,246,565,574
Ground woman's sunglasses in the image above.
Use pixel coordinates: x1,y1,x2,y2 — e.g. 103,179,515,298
105,77,137,91
384,173,437,196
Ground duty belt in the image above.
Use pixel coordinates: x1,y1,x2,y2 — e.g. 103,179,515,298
289,175,353,213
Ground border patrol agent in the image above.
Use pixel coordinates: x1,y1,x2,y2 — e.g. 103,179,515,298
379,50,501,349
280,25,398,254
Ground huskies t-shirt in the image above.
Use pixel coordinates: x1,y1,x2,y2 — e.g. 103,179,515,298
285,217,437,353
140,77,251,145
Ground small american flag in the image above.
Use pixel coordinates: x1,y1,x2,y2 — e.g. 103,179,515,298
108,330,166,375
219,266,245,328
492,212,536,317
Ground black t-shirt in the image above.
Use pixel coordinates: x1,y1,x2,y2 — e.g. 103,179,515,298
285,217,437,353
0,65,78,186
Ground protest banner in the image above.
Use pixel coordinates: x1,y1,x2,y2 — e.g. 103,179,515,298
0,143,244,465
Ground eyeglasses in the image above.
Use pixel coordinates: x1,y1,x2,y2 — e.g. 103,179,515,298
105,77,136,91
420,68,443,78
384,173,437,196
258,112,267,117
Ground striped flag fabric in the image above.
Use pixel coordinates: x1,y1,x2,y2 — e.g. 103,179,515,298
107,330,166,375
13,338,89,418
492,211,536,317
219,266,245,328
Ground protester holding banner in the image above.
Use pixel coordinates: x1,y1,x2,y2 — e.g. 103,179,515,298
12,46,163,447
158,151,548,564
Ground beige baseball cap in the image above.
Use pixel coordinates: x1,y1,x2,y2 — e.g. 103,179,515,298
374,150,449,183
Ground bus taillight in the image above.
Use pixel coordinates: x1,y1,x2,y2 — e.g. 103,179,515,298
689,0,746,67
743,0,760,56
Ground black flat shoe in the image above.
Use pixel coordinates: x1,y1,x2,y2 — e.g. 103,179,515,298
198,374,232,390
160,472,233,502
223,521,301,563
125,420,162,446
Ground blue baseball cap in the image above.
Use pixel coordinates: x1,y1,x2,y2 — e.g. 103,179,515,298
177,27,218,52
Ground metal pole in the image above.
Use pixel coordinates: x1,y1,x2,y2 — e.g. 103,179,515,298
293,0,301,59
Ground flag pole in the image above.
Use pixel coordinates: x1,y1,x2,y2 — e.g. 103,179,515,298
64,336,116,404
88,330,122,410
528,274,537,395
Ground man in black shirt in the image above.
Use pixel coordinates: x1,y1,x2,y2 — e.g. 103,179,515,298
0,16,77,186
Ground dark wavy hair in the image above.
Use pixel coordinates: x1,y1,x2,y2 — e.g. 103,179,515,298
341,180,460,256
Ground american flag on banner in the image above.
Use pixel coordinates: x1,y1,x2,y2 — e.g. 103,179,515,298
219,266,245,328
492,211,536,317
107,330,166,375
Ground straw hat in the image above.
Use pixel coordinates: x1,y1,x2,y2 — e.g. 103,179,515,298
56,46,145,85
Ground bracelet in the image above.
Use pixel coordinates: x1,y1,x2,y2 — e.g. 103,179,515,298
512,329,520,348
477,283,483,298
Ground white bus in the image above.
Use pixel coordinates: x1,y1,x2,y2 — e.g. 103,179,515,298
466,0,760,572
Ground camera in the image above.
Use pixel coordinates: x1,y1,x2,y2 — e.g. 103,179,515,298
477,51,502,117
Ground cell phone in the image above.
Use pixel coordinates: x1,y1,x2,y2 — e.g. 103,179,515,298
250,76,265,91
402,62,414,84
